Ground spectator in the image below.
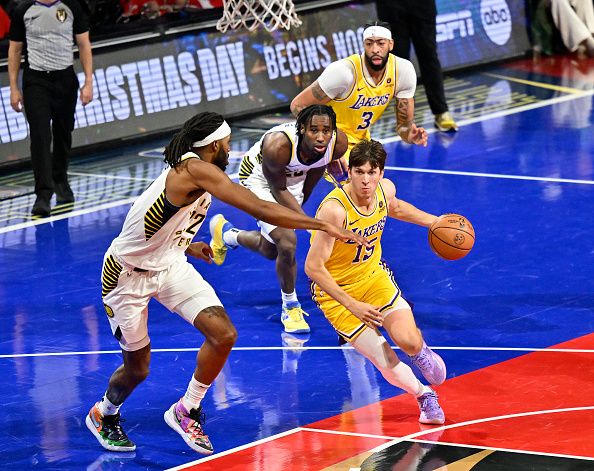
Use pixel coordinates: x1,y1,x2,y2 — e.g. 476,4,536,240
549,0,594,56
0,5,9,40
8,0,93,216
376,0,458,132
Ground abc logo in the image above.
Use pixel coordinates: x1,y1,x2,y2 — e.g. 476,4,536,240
480,0,512,46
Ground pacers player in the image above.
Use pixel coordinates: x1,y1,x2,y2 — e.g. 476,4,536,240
305,139,446,424
291,21,427,182
209,105,347,335
85,112,368,455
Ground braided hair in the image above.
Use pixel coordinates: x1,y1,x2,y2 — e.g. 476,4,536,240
295,104,337,147
163,112,225,168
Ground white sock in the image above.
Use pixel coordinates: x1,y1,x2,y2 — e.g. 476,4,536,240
222,228,242,247
281,290,299,306
181,376,210,411
97,393,120,416
416,384,433,397
381,362,426,396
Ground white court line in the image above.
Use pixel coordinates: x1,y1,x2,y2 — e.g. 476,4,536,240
1,345,593,359
379,88,594,146
0,197,137,235
165,427,303,470
165,406,594,470
2,90,593,236
384,166,594,185
68,171,154,182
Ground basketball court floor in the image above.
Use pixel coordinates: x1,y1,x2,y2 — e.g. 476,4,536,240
1,53,593,470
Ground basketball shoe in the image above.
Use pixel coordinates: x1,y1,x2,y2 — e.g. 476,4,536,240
434,111,458,132
410,342,446,385
417,390,445,424
281,302,310,333
86,403,136,452
164,400,213,455
209,213,235,266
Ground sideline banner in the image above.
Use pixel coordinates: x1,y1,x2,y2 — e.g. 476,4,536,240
0,0,529,167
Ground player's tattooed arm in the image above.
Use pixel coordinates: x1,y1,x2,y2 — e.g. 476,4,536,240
290,80,331,116
395,98,427,147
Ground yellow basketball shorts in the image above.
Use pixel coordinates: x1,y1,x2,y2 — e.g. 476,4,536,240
311,261,402,342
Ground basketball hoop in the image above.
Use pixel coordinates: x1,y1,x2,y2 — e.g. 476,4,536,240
216,0,302,33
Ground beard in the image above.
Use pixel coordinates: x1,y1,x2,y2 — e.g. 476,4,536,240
364,53,389,72
212,147,229,171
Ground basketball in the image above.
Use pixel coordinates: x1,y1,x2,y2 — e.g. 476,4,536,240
428,214,475,260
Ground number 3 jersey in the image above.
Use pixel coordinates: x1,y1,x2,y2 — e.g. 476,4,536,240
315,182,388,286
239,122,337,202
109,152,211,271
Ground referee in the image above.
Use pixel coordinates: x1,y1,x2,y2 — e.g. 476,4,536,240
8,0,93,217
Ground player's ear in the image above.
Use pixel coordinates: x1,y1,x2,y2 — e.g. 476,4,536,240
389,39,394,52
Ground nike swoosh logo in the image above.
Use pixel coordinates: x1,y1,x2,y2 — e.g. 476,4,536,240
357,87,365,91
349,219,361,226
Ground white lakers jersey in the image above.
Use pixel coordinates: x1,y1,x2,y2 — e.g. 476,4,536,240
110,152,211,271
239,122,337,201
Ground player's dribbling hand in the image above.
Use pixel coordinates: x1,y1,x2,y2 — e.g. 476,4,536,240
408,123,428,147
187,241,214,263
349,300,383,328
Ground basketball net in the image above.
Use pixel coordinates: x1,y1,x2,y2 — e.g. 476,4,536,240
216,0,302,33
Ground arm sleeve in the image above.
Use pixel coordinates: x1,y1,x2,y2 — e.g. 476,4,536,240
64,0,90,34
317,60,356,100
395,57,417,99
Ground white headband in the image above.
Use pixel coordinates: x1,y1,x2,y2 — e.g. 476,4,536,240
363,25,392,41
191,121,231,147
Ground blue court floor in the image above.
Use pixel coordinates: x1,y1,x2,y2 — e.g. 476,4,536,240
0,54,593,470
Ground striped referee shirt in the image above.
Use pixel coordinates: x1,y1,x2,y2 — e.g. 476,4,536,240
9,0,89,72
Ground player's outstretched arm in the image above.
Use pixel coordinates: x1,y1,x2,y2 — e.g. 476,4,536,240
290,80,332,117
305,201,382,328
383,179,437,227
193,160,370,246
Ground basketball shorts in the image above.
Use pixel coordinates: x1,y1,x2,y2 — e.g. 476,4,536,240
101,253,222,351
311,261,405,343
244,184,304,243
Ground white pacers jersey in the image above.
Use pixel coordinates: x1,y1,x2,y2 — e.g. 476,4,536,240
239,122,337,203
110,152,211,271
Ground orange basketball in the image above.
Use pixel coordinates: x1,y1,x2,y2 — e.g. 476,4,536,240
428,214,475,260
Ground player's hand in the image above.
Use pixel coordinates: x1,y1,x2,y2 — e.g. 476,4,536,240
408,123,428,147
323,222,371,248
327,157,348,183
187,241,213,263
348,300,383,328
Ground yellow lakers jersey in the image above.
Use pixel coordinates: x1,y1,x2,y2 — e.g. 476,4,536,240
315,182,388,286
329,53,397,149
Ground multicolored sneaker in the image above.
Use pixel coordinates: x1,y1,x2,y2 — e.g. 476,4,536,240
209,214,235,266
85,403,136,452
410,342,446,385
164,400,214,455
281,303,310,334
417,390,445,425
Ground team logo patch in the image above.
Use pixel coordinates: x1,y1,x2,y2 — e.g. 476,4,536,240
104,304,115,318
56,8,67,23
379,201,384,208
387,78,392,83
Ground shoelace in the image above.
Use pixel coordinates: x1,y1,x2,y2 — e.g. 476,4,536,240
419,393,440,413
287,307,309,321
186,409,208,439
414,350,432,370
103,415,128,439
